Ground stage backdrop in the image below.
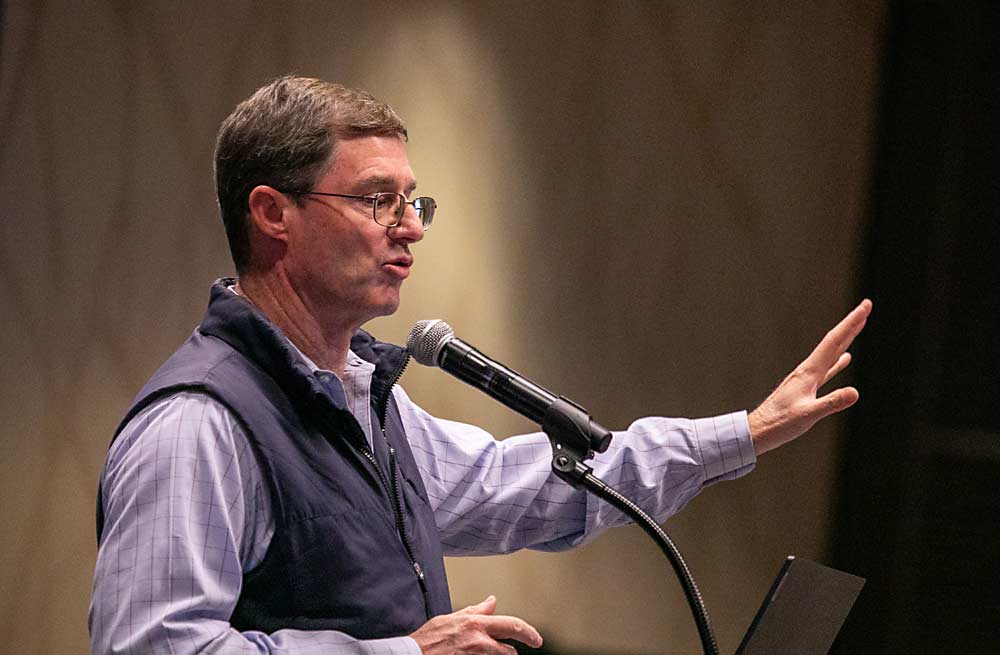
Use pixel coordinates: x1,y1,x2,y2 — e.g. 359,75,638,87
0,2,884,653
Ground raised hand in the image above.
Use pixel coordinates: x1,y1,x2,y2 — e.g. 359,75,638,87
748,299,873,455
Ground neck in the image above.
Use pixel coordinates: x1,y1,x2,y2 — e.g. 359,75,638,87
235,273,354,374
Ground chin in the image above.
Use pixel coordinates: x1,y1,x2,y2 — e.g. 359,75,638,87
368,296,401,320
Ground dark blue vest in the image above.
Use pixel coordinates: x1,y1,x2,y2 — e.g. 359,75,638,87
97,279,452,638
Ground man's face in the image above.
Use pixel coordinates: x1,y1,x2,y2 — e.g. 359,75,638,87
283,135,424,330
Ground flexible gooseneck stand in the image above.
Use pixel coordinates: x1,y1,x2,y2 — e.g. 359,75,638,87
541,398,720,655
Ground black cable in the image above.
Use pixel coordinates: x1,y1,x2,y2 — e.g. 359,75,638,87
581,472,719,655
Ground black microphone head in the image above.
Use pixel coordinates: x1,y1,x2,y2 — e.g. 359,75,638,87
407,319,455,366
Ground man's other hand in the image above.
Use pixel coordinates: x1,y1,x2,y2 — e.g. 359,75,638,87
411,595,543,655
749,299,872,455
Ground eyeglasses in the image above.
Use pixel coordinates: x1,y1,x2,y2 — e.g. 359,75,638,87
285,190,436,229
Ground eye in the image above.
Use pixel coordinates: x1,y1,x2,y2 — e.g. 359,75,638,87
372,193,398,210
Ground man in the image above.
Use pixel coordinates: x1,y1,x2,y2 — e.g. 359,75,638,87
89,76,870,655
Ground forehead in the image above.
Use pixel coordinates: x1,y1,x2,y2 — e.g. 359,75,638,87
321,135,415,191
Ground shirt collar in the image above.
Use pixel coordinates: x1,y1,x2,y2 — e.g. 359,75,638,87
226,283,372,377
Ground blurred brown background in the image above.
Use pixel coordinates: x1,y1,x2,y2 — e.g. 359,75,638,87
9,1,984,653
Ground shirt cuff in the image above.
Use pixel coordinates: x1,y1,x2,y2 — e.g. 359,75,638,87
694,410,756,484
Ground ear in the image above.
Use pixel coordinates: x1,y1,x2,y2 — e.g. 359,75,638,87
247,185,294,243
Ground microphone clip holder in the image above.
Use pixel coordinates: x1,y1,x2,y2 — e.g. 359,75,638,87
541,397,613,488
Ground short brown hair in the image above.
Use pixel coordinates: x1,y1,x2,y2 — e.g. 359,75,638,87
214,75,407,271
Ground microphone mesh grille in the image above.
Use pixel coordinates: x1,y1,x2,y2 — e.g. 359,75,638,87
406,319,454,366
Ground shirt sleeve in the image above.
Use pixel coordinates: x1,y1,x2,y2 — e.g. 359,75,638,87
89,391,421,655
393,385,755,556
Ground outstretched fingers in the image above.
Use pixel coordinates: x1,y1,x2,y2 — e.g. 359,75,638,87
748,299,872,455
806,299,872,375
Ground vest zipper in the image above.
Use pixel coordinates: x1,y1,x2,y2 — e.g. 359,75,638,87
376,353,410,429
352,440,428,606
388,442,431,608
366,351,432,615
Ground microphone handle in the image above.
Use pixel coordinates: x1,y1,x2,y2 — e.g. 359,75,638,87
437,339,556,423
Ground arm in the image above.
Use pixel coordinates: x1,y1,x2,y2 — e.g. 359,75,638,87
396,387,754,556
398,300,871,556
89,392,420,655
399,301,871,654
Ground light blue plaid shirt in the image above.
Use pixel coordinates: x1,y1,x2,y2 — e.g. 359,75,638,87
90,347,754,655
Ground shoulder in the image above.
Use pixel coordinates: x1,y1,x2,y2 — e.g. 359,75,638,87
101,391,267,529
98,390,272,567
106,391,252,482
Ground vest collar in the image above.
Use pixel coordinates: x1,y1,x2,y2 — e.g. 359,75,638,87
199,278,409,416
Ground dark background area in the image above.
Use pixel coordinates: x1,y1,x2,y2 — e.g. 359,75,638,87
834,1,1000,653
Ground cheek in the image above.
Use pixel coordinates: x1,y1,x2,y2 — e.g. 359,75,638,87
289,217,326,256
294,216,387,280
307,221,363,262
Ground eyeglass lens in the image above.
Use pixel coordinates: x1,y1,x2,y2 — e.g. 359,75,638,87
373,192,436,229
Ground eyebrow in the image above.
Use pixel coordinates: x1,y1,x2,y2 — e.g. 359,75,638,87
357,175,418,195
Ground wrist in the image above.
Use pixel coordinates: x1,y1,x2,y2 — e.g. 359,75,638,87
748,406,776,456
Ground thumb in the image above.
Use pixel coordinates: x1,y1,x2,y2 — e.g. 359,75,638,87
458,595,497,616
816,386,860,418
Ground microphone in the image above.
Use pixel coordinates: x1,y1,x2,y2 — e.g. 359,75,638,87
407,320,612,454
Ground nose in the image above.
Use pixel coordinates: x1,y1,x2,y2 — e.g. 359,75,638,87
388,204,425,243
